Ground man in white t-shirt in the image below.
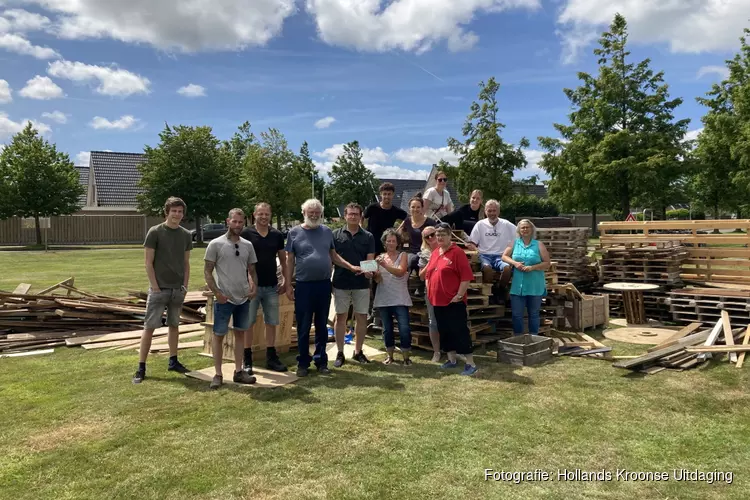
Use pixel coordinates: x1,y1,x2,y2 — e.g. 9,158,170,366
468,200,516,286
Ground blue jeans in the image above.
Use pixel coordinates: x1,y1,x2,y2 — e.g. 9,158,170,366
294,280,332,369
379,306,412,351
248,286,280,326
510,294,543,335
213,300,251,336
479,254,509,272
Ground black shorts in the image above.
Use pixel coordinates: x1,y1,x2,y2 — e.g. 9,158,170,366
433,302,473,355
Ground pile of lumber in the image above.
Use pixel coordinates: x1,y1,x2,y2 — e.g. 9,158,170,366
613,315,750,374
548,330,613,359
598,220,750,286
536,227,592,285
0,278,205,357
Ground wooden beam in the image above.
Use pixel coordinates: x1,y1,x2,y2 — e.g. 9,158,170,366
0,349,54,358
721,311,737,363
11,283,32,295
65,323,202,346
647,323,702,352
697,319,724,361
36,277,75,295
686,345,750,353
613,329,712,369
736,326,750,369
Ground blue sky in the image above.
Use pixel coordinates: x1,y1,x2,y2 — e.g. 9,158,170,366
0,0,747,181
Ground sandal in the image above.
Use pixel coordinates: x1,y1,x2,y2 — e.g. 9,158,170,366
383,356,394,365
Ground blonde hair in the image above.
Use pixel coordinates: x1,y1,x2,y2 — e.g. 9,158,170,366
516,219,537,240
421,227,437,252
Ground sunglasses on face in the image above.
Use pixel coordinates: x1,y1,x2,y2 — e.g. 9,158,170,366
437,178,448,183
424,233,436,240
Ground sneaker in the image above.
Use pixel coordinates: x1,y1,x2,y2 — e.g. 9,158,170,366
168,360,190,374
209,375,223,390
462,364,478,376
352,351,370,364
333,351,346,368
440,361,458,370
242,363,254,375
132,369,146,384
317,366,332,375
266,357,288,372
296,366,309,377
233,371,257,384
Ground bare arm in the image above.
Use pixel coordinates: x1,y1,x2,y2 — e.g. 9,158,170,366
285,252,296,301
378,253,408,277
183,251,190,289
501,243,515,265
453,281,470,301
247,263,258,298
204,260,227,303
144,248,159,292
277,249,288,293
330,249,360,274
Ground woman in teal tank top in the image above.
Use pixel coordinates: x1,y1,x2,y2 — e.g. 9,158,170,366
501,219,551,335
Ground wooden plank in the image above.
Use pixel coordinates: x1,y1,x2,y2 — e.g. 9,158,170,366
647,323,702,352
37,277,75,295
65,323,202,346
721,311,737,363
736,326,750,369
11,283,32,295
613,329,712,369
149,340,203,353
599,220,750,231
0,349,54,358
82,334,165,350
697,319,724,361
686,345,750,353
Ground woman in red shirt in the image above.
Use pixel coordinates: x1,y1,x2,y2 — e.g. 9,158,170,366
424,223,477,375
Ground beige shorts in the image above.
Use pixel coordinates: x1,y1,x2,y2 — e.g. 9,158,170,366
144,288,186,329
333,288,370,315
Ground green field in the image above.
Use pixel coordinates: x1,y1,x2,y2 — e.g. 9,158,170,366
1,247,749,500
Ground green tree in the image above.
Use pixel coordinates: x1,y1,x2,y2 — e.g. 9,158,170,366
137,124,237,243
0,123,84,244
694,28,750,218
294,141,333,216
223,121,257,166
540,14,689,221
328,141,378,209
241,128,304,227
447,77,529,202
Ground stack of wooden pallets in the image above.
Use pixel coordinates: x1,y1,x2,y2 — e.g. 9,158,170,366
667,288,750,326
535,227,592,285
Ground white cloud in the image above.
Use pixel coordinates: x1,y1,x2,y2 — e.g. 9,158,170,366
697,65,730,80
177,83,206,97
557,0,750,63
305,0,540,53
684,128,704,143
514,149,547,180
0,112,51,139
0,32,60,59
41,110,68,124
313,160,429,180
314,116,336,129
314,143,390,164
1,8,52,32
48,60,150,97
392,146,460,165
75,151,90,165
19,75,64,100
29,0,296,52
89,115,140,130
0,79,11,103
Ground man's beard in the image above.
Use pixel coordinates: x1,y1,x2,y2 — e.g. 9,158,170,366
304,217,321,228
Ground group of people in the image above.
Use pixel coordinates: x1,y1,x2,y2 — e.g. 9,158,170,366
132,174,551,388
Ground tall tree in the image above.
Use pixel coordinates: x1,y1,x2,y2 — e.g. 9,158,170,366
540,14,689,220
693,27,750,218
328,141,378,209
241,128,304,227
137,124,237,243
447,77,529,203
0,124,84,244
294,141,329,214
223,121,257,166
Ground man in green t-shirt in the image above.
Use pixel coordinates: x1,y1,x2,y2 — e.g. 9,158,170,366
133,197,194,384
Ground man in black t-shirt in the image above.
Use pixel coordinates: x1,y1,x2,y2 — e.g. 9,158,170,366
364,182,408,254
240,202,289,372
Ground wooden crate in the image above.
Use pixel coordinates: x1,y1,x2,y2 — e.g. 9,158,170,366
201,293,295,361
497,334,553,366
549,293,609,332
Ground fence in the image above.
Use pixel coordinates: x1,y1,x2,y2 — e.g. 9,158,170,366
0,214,167,245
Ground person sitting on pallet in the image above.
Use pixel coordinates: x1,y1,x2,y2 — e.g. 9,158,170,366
466,200,516,289
204,208,259,389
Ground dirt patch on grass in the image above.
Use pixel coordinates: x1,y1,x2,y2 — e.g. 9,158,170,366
24,416,115,453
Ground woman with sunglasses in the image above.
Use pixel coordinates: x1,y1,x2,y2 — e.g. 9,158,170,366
423,171,454,220
418,226,441,362
424,223,477,375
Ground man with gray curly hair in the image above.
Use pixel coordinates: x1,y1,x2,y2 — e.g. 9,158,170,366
284,198,363,377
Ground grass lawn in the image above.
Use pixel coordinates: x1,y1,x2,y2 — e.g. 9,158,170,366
1,248,750,499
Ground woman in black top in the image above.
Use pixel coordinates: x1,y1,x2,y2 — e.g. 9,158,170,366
442,189,484,233
398,193,436,282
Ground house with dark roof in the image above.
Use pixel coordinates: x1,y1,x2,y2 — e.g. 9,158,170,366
75,151,146,212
